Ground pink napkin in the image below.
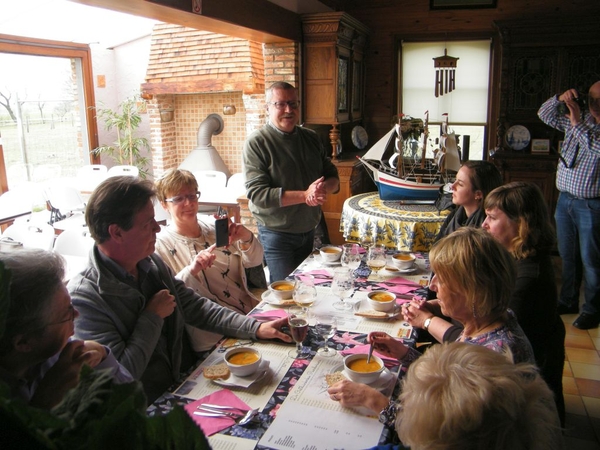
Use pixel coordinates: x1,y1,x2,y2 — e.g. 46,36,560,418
375,277,420,294
340,344,397,368
298,270,332,285
250,309,288,321
184,389,251,436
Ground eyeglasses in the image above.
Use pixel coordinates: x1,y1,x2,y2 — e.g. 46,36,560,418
165,192,201,205
268,101,301,110
34,304,76,331
589,96,600,107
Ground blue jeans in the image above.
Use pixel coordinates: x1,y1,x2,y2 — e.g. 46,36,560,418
258,226,315,283
555,192,600,315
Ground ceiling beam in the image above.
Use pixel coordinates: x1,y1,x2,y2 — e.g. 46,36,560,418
68,0,301,43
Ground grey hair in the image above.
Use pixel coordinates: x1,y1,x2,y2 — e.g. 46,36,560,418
266,81,296,103
0,249,65,355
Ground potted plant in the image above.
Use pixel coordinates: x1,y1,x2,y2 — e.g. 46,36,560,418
93,95,152,178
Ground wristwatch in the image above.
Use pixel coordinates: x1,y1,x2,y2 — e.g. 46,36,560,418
378,401,397,427
423,317,432,331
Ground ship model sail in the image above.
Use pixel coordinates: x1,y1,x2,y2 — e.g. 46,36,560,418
358,113,461,201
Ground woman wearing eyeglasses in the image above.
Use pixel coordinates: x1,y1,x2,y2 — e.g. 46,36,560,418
0,249,132,409
155,169,264,352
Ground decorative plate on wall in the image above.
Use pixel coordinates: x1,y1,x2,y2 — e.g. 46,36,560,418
352,126,369,149
505,125,531,151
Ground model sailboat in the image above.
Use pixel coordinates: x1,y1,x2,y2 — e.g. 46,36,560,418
358,113,461,201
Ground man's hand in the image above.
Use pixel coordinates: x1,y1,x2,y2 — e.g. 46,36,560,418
256,317,293,343
75,340,108,368
145,288,176,319
559,88,583,126
189,243,217,276
29,340,89,409
304,177,328,206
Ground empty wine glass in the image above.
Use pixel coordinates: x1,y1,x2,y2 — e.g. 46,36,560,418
315,315,338,357
360,235,374,251
293,275,317,314
287,307,309,358
341,243,362,272
367,245,387,281
332,267,354,311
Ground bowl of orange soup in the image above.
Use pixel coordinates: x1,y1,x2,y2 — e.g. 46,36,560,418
224,347,263,376
392,252,416,270
319,245,342,262
367,290,397,312
269,280,295,300
343,354,385,384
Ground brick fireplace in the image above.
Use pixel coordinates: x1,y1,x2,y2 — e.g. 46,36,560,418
140,23,299,232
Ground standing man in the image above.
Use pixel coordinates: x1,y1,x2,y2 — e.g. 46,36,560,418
243,82,340,282
538,81,600,329
68,176,291,403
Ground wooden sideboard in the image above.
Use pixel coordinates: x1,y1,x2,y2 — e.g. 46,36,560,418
323,158,375,245
491,151,558,220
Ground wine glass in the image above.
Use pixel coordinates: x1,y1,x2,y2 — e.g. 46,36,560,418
315,315,338,357
367,245,387,281
341,243,362,272
287,307,309,358
293,275,317,314
331,267,354,311
360,235,374,251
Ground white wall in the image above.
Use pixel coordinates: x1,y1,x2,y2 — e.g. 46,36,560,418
90,34,153,172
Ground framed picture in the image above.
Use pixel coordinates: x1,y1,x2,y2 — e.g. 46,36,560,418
430,0,497,10
531,139,550,154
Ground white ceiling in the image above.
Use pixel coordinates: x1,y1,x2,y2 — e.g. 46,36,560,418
0,0,158,49
0,0,331,49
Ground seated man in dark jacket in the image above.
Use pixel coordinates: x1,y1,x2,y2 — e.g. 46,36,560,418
68,176,290,403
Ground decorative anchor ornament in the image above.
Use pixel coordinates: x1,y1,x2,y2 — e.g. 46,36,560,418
433,49,459,97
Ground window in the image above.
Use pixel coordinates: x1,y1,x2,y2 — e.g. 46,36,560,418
400,40,492,160
0,35,98,193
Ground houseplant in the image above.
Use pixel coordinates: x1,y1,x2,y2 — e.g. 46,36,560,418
92,95,152,178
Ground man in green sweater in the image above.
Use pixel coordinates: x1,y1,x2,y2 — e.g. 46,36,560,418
243,82,340,282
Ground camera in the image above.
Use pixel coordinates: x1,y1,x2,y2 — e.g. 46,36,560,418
557,91,587,115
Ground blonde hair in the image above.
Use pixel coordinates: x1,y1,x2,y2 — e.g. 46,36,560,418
155,169,198,203
397,342,564,450
484,181,555,259
429,227,515,318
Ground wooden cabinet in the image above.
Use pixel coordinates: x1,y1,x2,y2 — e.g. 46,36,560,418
494,18,600,153
323,158,374,245
301,12,369,159
491,152,558,219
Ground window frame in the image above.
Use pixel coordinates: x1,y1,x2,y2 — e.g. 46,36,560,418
0,33,99,194
394,32,501,160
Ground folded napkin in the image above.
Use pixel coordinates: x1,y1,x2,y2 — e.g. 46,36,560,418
298,269,332,285
250,309,288,321
184,389,251,436
374,278,420,295
340,344,397,369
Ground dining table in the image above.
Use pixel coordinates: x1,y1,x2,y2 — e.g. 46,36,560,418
340,192,450,252
147,248,432,450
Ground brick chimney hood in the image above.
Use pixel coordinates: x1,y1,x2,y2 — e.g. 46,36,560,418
141,23,265,95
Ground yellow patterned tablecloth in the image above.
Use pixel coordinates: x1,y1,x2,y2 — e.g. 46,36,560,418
340,192,450,252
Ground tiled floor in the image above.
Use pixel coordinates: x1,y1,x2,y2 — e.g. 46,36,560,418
562,314,600,449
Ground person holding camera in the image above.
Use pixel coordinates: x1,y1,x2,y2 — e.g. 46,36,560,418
155,169,264,353
538,81,600,329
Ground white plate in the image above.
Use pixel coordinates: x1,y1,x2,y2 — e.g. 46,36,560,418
396,264,418,274
261,290,295,306
356,304,402,320
331,364,396,392
212,360,271,388
505,125,531,151
319,256,341,266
